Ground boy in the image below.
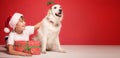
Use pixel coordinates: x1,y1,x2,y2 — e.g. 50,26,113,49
6,12,41,56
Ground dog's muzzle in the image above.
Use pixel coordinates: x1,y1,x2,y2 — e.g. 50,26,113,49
55,9,62,17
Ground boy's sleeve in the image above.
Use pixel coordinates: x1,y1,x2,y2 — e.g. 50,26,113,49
7,33,14,45
25,26,34,35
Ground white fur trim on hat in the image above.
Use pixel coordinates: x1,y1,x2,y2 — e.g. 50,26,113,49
9,12,23,30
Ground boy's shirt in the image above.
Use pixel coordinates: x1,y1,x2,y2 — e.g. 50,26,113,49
7,26,34,45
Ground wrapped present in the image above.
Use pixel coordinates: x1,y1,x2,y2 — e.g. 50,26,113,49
14,40,41,55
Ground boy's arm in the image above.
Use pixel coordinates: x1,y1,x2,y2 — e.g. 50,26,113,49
8,44,32,56
34,22,41,30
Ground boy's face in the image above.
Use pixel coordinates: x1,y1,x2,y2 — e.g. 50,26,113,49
15,16,26,32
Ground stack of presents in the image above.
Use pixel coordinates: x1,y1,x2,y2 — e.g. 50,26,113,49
5,36,41,55
14,40,41,55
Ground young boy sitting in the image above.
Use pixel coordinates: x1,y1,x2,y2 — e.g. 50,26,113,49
6,12,41,56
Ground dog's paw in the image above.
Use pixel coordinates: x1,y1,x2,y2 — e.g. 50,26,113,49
59,49,66,53
42,51,47,54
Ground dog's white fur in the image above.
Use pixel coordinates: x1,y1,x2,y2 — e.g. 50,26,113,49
33,4,65,54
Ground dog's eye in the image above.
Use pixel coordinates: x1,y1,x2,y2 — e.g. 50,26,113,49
54,7,57,9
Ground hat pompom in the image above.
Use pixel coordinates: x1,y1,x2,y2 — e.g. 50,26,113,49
4,27,10,33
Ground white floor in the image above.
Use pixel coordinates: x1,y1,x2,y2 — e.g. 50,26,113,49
0,45,120,58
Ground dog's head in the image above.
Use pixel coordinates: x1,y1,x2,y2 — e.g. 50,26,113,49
51,4,63,17
46,4,63,25
47,4,63,22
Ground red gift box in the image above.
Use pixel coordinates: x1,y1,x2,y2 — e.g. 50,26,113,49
14,40,41,55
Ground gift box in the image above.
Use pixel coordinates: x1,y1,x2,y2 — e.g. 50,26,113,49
14,40,41,55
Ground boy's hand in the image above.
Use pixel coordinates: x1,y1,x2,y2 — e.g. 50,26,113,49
34,22,42,30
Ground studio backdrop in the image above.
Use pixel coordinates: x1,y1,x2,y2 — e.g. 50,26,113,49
0,0,120,45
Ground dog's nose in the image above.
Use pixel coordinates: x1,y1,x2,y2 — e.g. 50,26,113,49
59,9,62,12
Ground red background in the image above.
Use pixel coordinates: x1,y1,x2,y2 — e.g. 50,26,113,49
0,0,120,45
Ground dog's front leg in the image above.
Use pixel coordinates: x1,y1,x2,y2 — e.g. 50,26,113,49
56,36,66,53
41,36,47,54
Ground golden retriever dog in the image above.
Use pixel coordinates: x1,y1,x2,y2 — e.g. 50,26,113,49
33,4,65,54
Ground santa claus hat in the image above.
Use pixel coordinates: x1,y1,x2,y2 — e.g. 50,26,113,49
47,0,61,8
4,12,23,33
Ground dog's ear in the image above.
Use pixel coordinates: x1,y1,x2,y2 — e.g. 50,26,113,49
47,9,52,17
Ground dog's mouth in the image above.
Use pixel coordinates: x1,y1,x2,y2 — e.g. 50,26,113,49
55,9,62,17
55,13,62,17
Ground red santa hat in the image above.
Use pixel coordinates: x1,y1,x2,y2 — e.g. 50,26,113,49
47,0,61,8
4,16,11,33
4,12,23,33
